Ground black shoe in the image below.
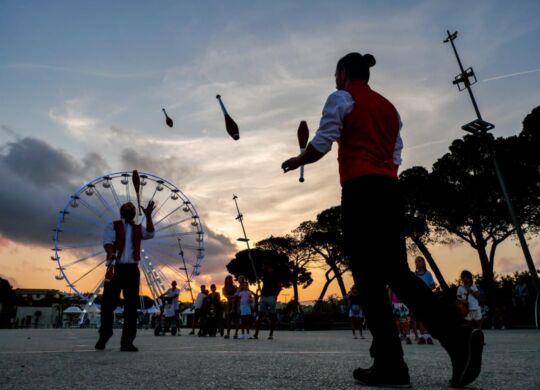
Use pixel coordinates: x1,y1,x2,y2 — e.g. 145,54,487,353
120,344,139,352
95,334,112,350
353,363,411,388
189,330,195,335
449,328,484,388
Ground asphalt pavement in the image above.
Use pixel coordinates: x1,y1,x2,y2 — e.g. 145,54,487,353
0,328,539,389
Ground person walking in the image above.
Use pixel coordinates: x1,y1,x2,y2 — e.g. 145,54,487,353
95,201,155,352
253,262,282,340
282,52,484,388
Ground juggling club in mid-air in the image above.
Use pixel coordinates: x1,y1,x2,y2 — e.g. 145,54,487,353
297,120,309,183
132,170,141,216
216,94,240,141
162,108,173,128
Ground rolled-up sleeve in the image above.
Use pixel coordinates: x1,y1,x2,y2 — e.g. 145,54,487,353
142,227,154,240
103,222,115,246
310,90,355,154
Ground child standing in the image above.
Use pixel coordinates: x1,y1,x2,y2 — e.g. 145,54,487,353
457,270,482,329
348,285,365,339
235,281,253,339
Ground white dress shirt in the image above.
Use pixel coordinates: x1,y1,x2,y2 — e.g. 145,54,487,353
165,287,180,311
310,90,403,166
103,220,154,264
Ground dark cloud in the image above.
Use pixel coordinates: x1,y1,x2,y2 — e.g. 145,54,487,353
1,138,82,187
0,137,109,246
199,227,237,275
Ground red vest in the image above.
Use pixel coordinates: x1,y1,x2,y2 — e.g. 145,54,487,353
337,80,400,185
113,220,142,261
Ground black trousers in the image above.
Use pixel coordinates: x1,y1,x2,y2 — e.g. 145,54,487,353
99,264,140,346
342,175,462,363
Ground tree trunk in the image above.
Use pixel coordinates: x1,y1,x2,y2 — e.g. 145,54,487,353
472,224,496,309
317,270,336,301
292,281,299,302
411,235,450,292
328,259,347,298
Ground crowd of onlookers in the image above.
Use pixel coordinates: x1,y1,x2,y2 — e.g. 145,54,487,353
152,256,516,344
152,262,283,339
146,256,537,337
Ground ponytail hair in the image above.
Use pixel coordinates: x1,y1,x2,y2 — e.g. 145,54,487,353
336,52,376,82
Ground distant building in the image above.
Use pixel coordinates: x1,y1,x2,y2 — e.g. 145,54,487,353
14,288,62,301
15,305,62,328
13,289,64,328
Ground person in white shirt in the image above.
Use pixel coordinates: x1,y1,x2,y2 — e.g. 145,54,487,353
189,285,208,335
457,270,482,328
160,281,181,333
95,201,155,352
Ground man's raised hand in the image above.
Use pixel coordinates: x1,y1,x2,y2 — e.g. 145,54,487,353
142,200,155,216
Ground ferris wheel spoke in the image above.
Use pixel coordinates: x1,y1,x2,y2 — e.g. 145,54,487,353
62,249,105,268
71,259,106,286
155,213,191,231
78,197,109,222
154,217,192,234
144,240,200,254
152,196,171,220
147,186,159,206
140,263,159,300
109,181,122,209
141,258,166,297
125,181,131,203
162,262,190,283
151,231,198,241
61,211,105,230
142,244,182,265
58,240,103,250
56,226,101,238
93,186,117,219
154,205,183,227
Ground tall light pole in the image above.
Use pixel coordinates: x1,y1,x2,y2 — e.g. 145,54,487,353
444,30,539,293
233,195,261,294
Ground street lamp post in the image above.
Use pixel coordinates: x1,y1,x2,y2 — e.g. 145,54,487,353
444,29,539,294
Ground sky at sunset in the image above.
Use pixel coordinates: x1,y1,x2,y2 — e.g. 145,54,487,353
1,0,539,302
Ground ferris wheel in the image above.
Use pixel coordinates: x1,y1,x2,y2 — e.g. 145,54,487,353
51,171,204,311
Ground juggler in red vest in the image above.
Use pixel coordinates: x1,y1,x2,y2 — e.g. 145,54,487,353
338,80,400,185
113,220,143,261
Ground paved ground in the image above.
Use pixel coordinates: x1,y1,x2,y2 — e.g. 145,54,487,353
0,329,539,389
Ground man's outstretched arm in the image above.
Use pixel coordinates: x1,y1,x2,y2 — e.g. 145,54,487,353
281,143,325,172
